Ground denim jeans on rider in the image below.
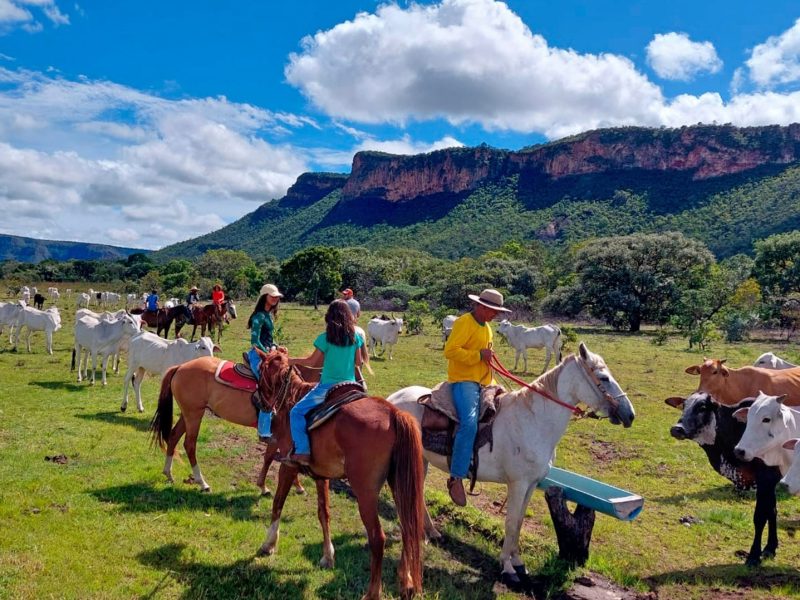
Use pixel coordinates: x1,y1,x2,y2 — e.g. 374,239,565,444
450,381,480,479
248,347,272,438
290,383,335,455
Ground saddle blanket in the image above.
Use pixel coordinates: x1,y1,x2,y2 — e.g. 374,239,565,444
214,360,258,392
420,381,504,423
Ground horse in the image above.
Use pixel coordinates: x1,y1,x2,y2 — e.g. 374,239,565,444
130,307,170,337
189,300,237,342
386,341,635,586
150,348,426,600
162,305,192,339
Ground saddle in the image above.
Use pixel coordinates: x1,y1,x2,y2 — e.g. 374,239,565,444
418,382,504,489
214,360,258,393
307,382,367,431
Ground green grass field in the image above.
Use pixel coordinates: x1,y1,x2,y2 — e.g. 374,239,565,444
2,296,800,599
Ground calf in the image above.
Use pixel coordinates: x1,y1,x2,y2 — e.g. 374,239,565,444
121,332,219,413
13,306,61,354
77,293,91,308
754,352,797,370
0,301,24,344
367,316,403,360
497,319,562,373
33,293,45,310
667,392,782,566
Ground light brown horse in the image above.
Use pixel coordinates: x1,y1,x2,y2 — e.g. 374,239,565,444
151,349,426,600
189,300,237,342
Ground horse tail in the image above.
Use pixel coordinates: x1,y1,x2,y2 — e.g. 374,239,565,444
150,366,178,449
554,325,563,363
389,409,425,594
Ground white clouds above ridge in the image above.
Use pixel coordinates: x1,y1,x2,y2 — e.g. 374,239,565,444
646,32,722,81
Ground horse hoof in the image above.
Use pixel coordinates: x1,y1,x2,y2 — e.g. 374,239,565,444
261,488,272,497
200,486,211,493
425,528,442,542
120,405,126,413
513,564,528,576
745,555,761,568
258,544,275,557
319,556,334,569
294,487,306,495
762,548,776,559
500,571,523,590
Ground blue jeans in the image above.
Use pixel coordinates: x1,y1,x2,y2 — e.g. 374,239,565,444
248,348,272,437
290,383,334,455
450,381,480,479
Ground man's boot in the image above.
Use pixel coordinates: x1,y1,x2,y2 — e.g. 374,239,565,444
447,477,467,506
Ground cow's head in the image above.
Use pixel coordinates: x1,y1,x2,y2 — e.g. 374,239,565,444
666,392,718,444
780,438,800,495
498,319,511,335
685,358,730,394
196,336,221,355
754,352,779,369
734,392,792,462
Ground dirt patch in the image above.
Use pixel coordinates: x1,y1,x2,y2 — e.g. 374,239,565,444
44,454,68,464
589,440,634,464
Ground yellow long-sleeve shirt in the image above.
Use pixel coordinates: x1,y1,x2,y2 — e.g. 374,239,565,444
443,312,495,385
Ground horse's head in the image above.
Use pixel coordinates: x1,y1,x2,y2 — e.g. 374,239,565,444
256,347,295,411
226,300,237,319
576,342,635,428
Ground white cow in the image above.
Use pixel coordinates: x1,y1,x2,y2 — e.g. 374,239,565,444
441,314,457,343
164,298,177,309
72,314,140,385
121,332,220,413
0,301,25,344
13,306,61,354
780,438,800,495
754,352,798,370
77,293,91,308
367,316,404,360
496,319,562,373
20,289,30,304
733,392,798,473
102,291,121,307
126,293,139,308
49,289,60,302
75,309,142,373
65,288,72,299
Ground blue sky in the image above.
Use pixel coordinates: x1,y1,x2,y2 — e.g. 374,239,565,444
1,0,800,249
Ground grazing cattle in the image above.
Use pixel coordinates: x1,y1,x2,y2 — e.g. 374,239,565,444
0,301,25,344
754,352,797,370
48,287,59,302
33,293,45,310
367,316,403,360
126,293,139,308
102,291,121,307
496,319,562,373
65,288,72,298
121,332,220,413
13,306,61,354
686,358,800,406
72,314,140,385
20,289,30,304
76,309,142,373
441,314,457,343
77,293,91,308
666,392,782,566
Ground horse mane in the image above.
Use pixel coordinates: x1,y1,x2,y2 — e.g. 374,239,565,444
506,353,576,411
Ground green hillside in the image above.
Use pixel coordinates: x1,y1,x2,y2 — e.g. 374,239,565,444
0,234,147,263
155,161,800,261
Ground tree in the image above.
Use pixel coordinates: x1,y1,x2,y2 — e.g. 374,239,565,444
279,246,342,309
573,232,714,331
754,231,800,297
195,249,258,292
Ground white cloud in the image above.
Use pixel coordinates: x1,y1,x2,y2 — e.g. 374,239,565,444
310,135,464,168
286,0,666,137
0,68,311,249
744,18,800,88
107,228,140,244
0,0,68,33
646,32,722,81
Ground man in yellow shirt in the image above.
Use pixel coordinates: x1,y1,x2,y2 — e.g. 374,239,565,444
443,288,511,506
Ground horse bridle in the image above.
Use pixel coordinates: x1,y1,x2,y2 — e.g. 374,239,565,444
259,361,298,414
575,355,626,417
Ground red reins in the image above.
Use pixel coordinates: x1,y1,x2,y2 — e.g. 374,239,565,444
488,354,585,417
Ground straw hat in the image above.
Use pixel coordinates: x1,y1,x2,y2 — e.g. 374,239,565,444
467,288,512,312
260,283,283,298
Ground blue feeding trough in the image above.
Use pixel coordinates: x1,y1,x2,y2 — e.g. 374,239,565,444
537,466,644,521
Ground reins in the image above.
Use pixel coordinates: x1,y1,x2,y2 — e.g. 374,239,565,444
488,354,585,417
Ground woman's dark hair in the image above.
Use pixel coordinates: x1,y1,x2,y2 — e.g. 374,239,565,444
325,299,356,347
247,293,280,329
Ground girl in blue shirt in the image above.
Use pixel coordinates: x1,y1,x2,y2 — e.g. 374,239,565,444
248,283,283,441
284,299,364,466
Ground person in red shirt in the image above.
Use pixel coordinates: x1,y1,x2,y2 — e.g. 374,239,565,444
211,284,225,320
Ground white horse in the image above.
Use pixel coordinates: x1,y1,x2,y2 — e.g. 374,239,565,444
497,319,562,373
387,342,635,583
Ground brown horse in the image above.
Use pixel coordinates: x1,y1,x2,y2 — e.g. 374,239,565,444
150,349,425,600
190,300,237,342
130,307,170,337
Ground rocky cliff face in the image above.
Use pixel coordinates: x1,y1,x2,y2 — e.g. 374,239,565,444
340,124,800,203
282,172,348,208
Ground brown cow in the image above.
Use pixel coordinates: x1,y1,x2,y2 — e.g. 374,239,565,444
686,358,800,406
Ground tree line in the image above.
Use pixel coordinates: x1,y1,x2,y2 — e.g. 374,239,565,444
6,230,800,348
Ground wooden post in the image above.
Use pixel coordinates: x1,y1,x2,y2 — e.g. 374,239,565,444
544,487,596,566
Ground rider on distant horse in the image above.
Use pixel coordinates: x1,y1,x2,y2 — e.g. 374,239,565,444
182,285,199,324
212,284,225,320
444,288,510,506
247,283,283,442
145,289,159,314
281,300,365,467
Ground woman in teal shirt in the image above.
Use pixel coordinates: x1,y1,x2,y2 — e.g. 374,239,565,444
283,300,364,466
248,283,283,441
